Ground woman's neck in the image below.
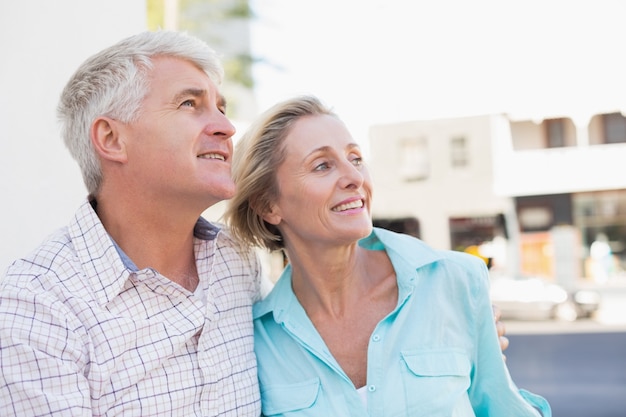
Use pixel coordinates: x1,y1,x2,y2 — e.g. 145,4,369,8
289,245,394,319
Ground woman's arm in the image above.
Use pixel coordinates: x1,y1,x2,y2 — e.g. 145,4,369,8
469,261,551,417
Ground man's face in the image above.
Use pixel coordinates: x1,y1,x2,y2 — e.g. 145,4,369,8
119,56,236,212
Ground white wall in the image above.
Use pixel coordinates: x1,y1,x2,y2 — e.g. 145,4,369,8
0,0,146,271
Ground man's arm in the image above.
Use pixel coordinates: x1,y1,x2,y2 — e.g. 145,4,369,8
0,285,91,416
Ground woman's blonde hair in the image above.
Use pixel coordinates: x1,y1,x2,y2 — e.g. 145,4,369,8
225,95,335,250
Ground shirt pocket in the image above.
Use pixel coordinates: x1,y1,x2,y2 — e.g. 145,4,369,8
402,349,471,377
400,349,474,416
260,378,321,416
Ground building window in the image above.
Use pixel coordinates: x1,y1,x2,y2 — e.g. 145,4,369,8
515,194,573,232
518,206,554,231
400,137,429,181
603,112,626,144
450,136,468,167
545,118,566,148
449,216,499,252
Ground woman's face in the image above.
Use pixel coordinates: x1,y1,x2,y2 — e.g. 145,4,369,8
263,114,373,249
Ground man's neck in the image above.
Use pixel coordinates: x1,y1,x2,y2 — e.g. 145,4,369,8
92,195,203,291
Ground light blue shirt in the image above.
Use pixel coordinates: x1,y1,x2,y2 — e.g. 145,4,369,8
253,227,551,416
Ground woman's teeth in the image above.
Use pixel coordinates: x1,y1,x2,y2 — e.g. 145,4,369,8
332,200,363,212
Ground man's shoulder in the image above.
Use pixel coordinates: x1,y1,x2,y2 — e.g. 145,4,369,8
5,226,72,273
196,218,252,251
212,223,257,255
2,226,81,293
197,221,262,301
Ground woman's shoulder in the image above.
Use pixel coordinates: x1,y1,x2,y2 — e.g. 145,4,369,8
372,228,489,294
372,227,485,271
439,247,489,270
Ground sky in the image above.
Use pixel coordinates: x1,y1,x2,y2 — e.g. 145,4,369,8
249,0,626,145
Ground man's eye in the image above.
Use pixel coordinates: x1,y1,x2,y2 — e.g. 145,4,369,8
181,99,195,107
352,157,363,166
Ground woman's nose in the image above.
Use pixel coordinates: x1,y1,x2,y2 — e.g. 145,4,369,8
338,160,364,189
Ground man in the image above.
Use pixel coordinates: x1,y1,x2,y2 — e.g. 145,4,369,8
0,31,261,416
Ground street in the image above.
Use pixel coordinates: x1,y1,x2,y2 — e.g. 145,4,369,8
506,328,626,417
502,283,626,417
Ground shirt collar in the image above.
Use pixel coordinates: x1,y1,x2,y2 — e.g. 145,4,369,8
71,198,222,306
67,199,130,307
360,227,442,269
254,227,443,321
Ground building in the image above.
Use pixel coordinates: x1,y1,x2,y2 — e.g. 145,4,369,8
369,110,626,287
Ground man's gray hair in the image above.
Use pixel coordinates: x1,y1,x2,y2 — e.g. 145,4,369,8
57,30,224,195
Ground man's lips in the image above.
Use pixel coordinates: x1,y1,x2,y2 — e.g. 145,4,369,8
197,152,226,161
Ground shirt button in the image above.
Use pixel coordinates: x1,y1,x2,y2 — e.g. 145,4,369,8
372,334,381,342
368,385,376,392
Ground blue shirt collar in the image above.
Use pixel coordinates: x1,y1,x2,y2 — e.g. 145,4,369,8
254,227,443,321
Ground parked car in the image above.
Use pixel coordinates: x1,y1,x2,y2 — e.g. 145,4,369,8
489,275,601,321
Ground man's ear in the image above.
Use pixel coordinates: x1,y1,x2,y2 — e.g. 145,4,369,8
90,116,127,163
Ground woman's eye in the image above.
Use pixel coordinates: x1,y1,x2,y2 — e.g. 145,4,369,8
314,162,330,171
352,157,363,166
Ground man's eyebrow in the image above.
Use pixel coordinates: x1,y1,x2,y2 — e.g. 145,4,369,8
172,88,205,103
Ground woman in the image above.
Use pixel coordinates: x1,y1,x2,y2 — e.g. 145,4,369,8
225,95,550,416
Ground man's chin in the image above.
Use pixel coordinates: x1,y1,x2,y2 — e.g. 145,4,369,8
204,186,236,205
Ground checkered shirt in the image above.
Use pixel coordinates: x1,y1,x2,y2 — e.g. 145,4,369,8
0,200,262,416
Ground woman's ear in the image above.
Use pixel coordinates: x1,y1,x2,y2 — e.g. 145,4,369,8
90,116,127,163
262,204,282,226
